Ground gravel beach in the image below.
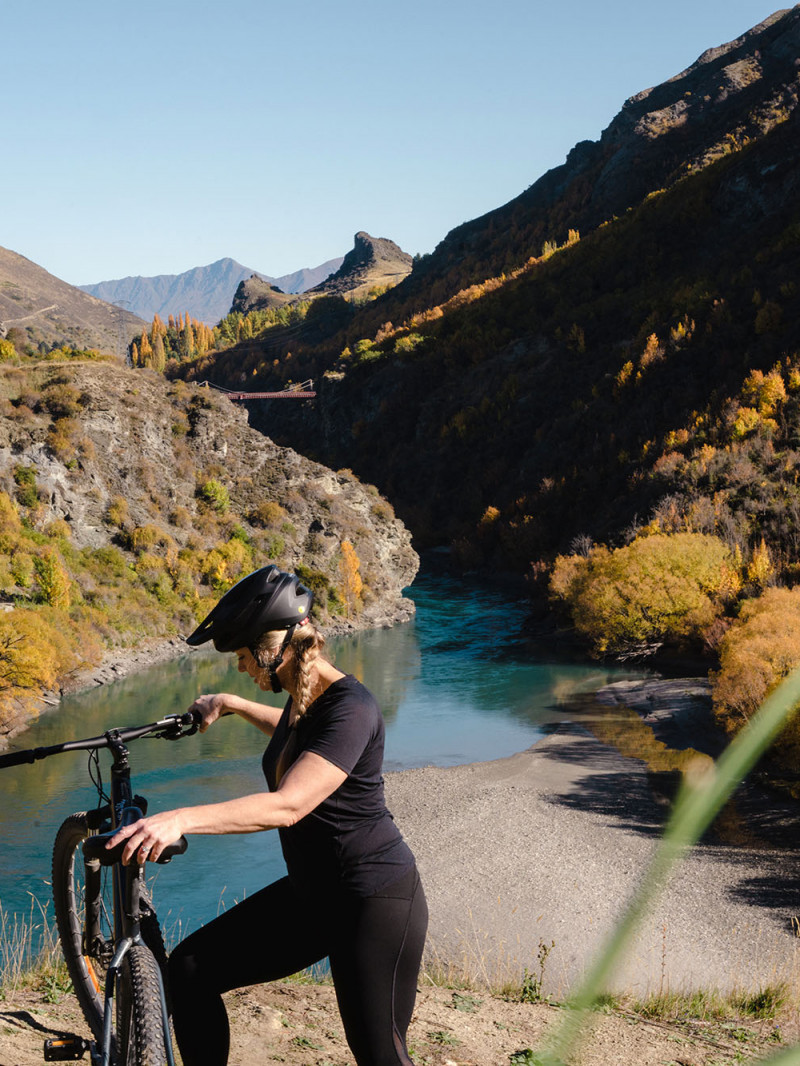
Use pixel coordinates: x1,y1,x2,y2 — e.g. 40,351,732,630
386,725,800,998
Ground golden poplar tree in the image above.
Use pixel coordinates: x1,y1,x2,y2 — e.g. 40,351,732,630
339,540,363,616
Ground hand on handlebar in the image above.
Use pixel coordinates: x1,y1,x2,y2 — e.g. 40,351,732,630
107,810,186,866
188,693,232,733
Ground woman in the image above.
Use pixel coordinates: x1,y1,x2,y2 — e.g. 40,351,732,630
109,565,428,1066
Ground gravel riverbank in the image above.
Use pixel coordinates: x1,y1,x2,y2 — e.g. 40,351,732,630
386,723,800,998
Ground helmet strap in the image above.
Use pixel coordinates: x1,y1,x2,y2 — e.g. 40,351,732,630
264,625,297,694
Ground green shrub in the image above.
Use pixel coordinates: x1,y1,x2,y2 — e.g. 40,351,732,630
10,551,35,588
13,466,39,509
199,479,230,513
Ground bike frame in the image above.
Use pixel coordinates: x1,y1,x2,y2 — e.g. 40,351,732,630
0,712,197,1066
97,729,175,1066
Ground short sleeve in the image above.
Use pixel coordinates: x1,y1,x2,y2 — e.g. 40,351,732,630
301,681,380,776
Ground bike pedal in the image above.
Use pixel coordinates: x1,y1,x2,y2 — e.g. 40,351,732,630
44,1035,91,1060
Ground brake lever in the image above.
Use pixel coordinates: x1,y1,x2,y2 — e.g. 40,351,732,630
160,711,200,740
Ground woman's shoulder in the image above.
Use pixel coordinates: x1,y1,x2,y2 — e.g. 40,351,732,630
311,674,381,723
327,673,378,707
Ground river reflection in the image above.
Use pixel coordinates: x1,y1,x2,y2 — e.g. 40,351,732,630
0,569,646,944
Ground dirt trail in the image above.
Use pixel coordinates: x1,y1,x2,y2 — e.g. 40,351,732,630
0,982,792,1066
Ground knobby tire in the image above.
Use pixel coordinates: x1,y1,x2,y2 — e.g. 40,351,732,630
51,812,169,1049
117,944,169,1066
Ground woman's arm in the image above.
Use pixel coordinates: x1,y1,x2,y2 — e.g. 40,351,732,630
109,751,347,865
190,692,283,735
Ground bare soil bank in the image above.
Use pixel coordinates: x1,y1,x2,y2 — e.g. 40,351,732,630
1,981,793,1066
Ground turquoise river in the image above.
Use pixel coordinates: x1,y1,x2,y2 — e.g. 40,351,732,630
0,569,645,951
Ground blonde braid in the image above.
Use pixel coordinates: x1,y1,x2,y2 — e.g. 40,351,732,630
291,629,323,720
253,625,326,720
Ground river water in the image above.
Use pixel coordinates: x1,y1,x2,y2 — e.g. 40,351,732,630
0,569,645,948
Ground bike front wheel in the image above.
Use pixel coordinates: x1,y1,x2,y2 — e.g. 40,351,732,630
51,812,169,1046
52,812,113,1042
117,943,170,1066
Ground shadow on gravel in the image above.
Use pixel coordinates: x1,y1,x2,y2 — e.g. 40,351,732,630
540,733,800,925
718,848,800,924
0,1008,75,1040
536,731,667,838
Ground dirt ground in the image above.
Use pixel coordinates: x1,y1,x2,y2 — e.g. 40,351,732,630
1,981,795,1066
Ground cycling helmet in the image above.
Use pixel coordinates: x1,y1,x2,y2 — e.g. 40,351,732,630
186,566,314,653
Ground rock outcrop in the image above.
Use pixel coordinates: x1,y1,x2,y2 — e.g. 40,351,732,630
227,232,413,315
306,232,413,299
230,275,294,315
0,362,418,630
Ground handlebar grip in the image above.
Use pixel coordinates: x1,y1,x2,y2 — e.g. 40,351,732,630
0,748,37,769
82,804,189,866
83,830,189,866
157,836,189,863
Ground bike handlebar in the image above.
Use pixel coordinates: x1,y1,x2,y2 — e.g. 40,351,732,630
0,711,200,770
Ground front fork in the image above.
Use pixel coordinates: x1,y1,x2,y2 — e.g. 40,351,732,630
98,869,176,1066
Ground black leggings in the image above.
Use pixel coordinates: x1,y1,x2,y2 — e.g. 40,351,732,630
168,866,428,1066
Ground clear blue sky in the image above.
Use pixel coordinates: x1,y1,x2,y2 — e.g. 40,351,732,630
4,0,787,285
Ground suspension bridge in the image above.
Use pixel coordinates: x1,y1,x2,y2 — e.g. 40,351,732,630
198,379,316,401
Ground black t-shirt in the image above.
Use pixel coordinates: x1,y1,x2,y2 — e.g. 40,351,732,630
262,674,414,896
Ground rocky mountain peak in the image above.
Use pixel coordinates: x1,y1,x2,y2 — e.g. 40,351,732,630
228,232,413,315
230,275,293,315
308,232,413,298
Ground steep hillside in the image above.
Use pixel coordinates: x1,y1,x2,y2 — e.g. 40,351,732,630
367,6,800,326
79,256,343,325
162,8,800,570
0,361,417,738
0,247,144,354
260,104,800,566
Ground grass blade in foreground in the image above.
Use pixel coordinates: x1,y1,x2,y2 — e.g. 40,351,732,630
533,666,800,1066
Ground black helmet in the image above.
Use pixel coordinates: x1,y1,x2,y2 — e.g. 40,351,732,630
186,566,314,653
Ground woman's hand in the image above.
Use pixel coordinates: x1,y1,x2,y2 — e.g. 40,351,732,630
107,810,185,866
189,693,232,733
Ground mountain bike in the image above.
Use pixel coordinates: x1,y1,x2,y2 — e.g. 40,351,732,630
0,711,199,1065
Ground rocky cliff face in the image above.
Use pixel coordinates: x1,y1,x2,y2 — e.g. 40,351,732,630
307,232,413,298
0,362,418,629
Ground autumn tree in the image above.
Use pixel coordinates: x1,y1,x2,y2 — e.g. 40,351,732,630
33,548,72,610
550,532,738,657
338,540,363,616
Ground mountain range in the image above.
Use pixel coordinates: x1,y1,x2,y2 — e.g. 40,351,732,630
78,255,344,326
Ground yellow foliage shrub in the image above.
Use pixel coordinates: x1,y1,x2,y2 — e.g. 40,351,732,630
34,549,71,610
106,495,130,529
338,540,363,617
549,533,736,657
712,587,800,772
0,492,22,534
